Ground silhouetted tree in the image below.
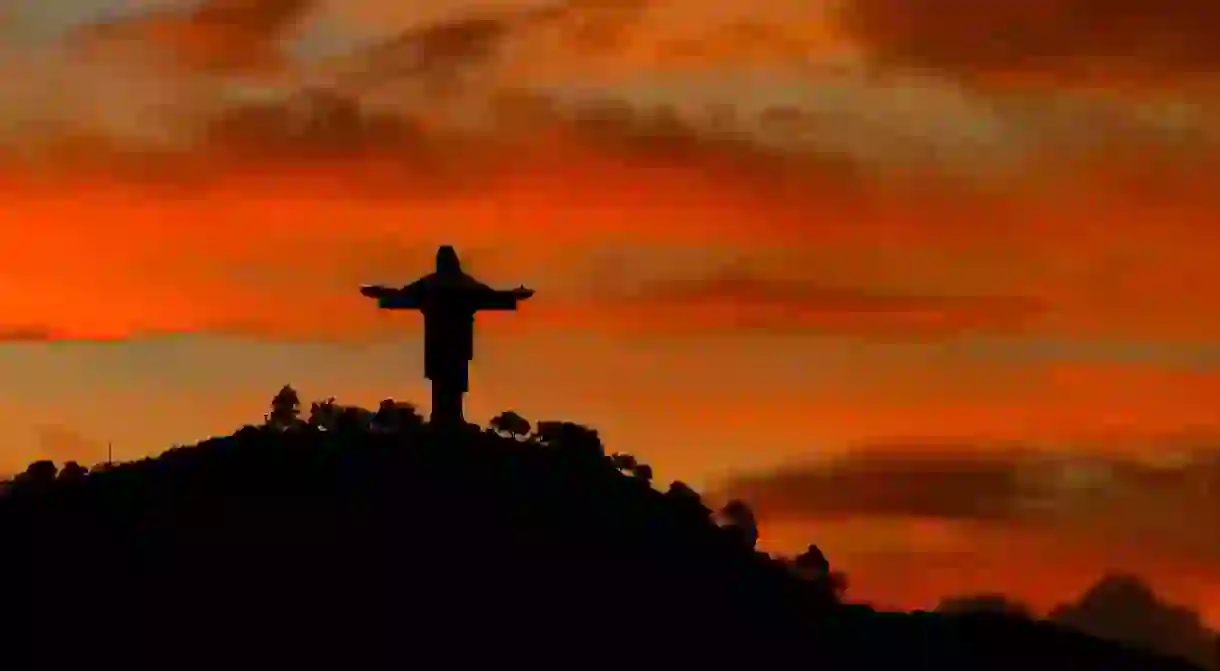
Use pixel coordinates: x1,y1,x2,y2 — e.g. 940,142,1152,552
792,544,833,594
793,544,828,576
718,499,759,549
373,399,423,433
334,405,374,434
308,397,339,431
25,460,57,483
665,480,712,520
266,385,303,431
13,459,58,493
608,452,656,485
533,421,605,463
827,571,850,601
609,452,638,472
1049,574,1217,668
790,543,848,602
531,420,561,444
489,410,531,440
57,461,88,484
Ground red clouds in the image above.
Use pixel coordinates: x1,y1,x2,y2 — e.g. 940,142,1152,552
833,0,1220,88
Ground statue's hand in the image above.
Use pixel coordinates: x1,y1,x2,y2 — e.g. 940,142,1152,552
511,286,535,300
360,284,393,299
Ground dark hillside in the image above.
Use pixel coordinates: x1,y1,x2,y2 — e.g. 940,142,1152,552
0,415,1206,670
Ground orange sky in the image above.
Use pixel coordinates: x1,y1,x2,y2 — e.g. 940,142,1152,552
3,0,1220,631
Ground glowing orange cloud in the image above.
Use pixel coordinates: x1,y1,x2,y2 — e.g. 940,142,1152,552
2,106,1219,346
833,0,1220,90
1,19,1218,346
68,0,316,76
303,0,855,102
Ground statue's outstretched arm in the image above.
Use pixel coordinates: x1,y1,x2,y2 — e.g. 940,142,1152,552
360,278,428,309
359,285,395,299
476,286,534,311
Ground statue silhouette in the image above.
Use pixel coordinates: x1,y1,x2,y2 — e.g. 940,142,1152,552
360,245,534,427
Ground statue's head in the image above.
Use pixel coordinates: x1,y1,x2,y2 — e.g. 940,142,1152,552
435,245,461,274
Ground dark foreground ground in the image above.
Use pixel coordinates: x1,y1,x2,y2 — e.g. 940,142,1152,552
0,422,1205,670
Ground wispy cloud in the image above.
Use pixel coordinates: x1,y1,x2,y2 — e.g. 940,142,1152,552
716,442,1220,564
67,0,318,76
0,326,53,342
602,266,1042,337
833,0,1220,89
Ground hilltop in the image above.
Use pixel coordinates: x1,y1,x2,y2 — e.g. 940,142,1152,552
0,396,1207,670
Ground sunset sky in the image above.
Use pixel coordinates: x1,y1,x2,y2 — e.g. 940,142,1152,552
2,0,1219,629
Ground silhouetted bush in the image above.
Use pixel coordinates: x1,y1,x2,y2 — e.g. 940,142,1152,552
374,399,423,433
1049,574,1218,669
786,543,849,603
665,480,712,521
266,384,304,431
57,461,88,484
533,420,605,463
334,405,374,434
489,410,531,439
609,452,638,472
13,459,58,492
718,499,759,549
609,452,655,486
308,396,339,430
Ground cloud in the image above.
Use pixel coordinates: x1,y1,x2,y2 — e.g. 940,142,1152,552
602,266,1043,337
200,86,426,161
1,75,880,207
197,84,800,175
314,0,651,99
1,91,1217,345
0,41,234,151
651,17,851,70
716,443,1220,561
323,14,511,96
535,0,650,56
1049,574,1219,668
2,17,1220,346
10,2,1220,180
832,0,1220,88
0,87,870,344
715,444,1045,523
67,0,319,76
0,326,53,341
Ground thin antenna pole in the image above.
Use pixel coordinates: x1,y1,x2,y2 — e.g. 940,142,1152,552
108,441,112,465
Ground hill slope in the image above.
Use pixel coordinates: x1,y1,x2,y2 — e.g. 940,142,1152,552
0,422,1205,670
